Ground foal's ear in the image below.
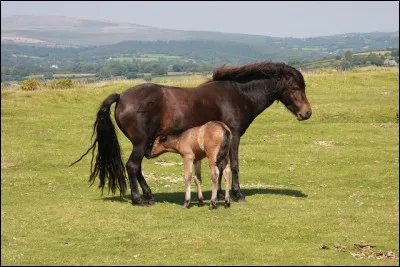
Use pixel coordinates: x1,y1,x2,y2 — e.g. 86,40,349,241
160,135,167,143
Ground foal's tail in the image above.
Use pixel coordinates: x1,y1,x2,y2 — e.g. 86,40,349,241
216,123,232,166
70,93,127,195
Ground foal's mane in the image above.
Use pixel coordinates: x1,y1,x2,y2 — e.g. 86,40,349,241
208,61,305,88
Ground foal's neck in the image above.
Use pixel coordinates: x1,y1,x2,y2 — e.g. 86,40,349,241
164,134,183,153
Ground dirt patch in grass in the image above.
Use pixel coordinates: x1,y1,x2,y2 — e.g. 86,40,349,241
315,140,336,146
154,159,183,166
350,243,396,261
319,242,397,261
1,162,18,169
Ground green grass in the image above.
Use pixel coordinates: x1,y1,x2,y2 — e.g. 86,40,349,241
1,67,399,265
151,73,208,83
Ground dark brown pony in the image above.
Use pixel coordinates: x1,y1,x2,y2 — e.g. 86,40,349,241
71,61,312,205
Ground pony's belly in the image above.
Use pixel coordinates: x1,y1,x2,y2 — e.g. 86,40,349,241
158,111,185,135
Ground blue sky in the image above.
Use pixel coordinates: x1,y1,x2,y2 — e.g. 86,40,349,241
1,1,399,38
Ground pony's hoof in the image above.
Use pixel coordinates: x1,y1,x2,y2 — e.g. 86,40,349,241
144,199,155,206
142,194,154,202
232,192,246,202
132,198,150,206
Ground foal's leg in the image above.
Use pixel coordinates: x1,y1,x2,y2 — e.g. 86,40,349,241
222,164,231,208
126,145,148,205
217,171,224,200
193,160,204,206
218,159,231,208
229,134,245,202
183,156,194,208
208,159,219,210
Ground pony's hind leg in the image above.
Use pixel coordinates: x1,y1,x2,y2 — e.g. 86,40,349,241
193,160,204,206
137,164,154,204
126,145,149,206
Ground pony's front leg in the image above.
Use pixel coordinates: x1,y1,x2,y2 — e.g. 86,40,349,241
183,156,194,208
193,160,204,206
229,134,245,202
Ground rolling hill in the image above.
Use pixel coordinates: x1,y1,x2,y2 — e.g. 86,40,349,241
2,15,398,54
1,14,399,83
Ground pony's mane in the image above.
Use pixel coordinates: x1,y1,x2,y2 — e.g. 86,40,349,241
210,61,305,88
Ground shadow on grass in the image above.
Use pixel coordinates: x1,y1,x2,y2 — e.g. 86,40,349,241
100,187,307,205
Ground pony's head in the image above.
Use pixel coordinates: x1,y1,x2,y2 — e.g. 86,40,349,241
277,65,312,121
211,61,312,121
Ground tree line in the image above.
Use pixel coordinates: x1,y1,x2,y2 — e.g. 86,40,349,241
287,49,399,70
1,42,399,82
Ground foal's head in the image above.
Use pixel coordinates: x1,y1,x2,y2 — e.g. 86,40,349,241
148,135,171,158
277,65,312,121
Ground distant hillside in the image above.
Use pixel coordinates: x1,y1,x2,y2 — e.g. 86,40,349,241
1,14,399,83
2,15,398,56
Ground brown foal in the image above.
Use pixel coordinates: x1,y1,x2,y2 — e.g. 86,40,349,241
149,121,232,209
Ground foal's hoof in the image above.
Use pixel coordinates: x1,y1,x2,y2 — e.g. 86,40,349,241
183,200,190,209
209,201,217,210
224,201,231,208
198,199,205,207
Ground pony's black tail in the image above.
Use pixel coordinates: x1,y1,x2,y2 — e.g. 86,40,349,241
70,93,127,195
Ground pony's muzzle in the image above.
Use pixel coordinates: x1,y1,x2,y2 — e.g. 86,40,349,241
297,106,312,121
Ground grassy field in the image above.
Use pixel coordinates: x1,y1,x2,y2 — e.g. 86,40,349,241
138,54,182,61
113,54,183,62
26,73,97,79
301,50,394,70
1,67,399,265
354,50,392,56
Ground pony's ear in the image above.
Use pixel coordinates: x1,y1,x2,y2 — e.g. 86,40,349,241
160,135,167,143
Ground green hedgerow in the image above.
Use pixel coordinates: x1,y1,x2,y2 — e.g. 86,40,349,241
19,79,40,91
50,79,74,89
